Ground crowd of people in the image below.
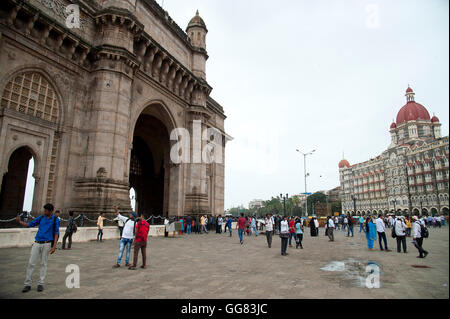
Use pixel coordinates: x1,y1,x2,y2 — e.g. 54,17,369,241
14,203,447,293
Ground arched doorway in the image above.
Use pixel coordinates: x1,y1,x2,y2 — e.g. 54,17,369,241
430,208,438,217
442,207,449,216
130,109,171,217
0,147,36,220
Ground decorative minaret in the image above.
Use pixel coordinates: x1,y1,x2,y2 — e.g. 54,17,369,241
186,10,208,80
406,85,415,102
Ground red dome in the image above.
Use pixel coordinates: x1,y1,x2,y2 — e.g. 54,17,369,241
431,115,440,123
396,102,430,125
339,159,350,168
406,87,413,93
390,122,397,129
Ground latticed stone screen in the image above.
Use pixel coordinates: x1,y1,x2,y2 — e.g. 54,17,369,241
1,72,59,123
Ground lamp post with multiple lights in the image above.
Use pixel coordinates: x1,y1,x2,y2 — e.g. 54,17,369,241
296,149,316,216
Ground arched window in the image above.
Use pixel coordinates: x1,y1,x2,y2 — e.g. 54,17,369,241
1,72,59,123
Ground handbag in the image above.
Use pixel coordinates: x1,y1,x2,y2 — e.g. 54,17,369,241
279,232,289,239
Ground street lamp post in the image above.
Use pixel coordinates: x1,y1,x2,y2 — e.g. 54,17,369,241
296,149,316,216
420,200,423,216
351,195,357,216
392,200,397,215
280,194,288,216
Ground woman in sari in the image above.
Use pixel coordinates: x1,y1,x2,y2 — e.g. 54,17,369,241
365,217,377,250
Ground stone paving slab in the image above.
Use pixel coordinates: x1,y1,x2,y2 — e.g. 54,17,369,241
0,227,448,299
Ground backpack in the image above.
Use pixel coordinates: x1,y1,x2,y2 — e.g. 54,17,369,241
50,215,59,247
391,221,397,238
420,222,429,238
72,221,78,233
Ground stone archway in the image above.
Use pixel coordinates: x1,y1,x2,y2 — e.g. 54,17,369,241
0,146,37,220
129,102,180,218
130,113,170,217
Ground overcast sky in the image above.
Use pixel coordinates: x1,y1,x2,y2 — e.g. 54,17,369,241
22,0,449,212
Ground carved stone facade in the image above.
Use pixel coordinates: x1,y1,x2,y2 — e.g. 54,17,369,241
339,88,449,216
0,0,227,219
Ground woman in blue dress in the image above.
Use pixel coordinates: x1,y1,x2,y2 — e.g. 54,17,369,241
365,217,377,251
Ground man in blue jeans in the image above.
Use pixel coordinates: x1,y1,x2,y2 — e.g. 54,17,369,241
185,215,192,234
237,213,246,245
347,214,354,237
359,216,364,233
113,206,137,268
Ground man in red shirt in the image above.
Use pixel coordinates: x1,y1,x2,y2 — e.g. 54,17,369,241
129,214,150,270
237,213,246,245
288,217,297,247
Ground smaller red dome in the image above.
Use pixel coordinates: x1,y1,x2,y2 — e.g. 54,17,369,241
406,87,413,93
390,122,397,129
431,115,440,123
339,159,350,168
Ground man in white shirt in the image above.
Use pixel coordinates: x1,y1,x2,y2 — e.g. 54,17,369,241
327,216,335,242
113,206,137,268
265,214,274,248
394,216,407,253
412,216,429,258
375,214,390,251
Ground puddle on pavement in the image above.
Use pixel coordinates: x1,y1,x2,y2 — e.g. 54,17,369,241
320,259,382,288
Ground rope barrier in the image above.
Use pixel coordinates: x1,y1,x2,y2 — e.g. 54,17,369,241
0,213,167,223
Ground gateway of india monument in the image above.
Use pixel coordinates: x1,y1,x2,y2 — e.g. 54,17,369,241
0,0,228,220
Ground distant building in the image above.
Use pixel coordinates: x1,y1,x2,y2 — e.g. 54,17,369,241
249,199,264,209
326,187,341,202
339,87,449,216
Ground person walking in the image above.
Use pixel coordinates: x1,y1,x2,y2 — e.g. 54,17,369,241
375,214,390,251
310,217,317,237
359,215,364,233
217,215,223,234
314,217,320,236
62,211,77,250
16,203,59,293
365,217,377,251
200,215,208,234
288,217,296,247
412,216,429,258
343,216,348,232
347,214,354,237
394,216,407,253
97,212,106,242
185,215,192,235
265,214,274,248
113,206,137,268
334,216,340,230
237,213,246,245
129,214,150,270
295,218,304,249
405,216,412,237
327,216,335,242
280,216,289,256
251,216,258,236
226,216,233,237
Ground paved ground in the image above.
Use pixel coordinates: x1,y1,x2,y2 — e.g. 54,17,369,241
0,226,448,299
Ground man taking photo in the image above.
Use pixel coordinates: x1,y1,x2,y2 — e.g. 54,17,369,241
16,203,59,293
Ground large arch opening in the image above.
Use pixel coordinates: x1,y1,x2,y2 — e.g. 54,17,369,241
130,110,171,218
0,147,36,222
